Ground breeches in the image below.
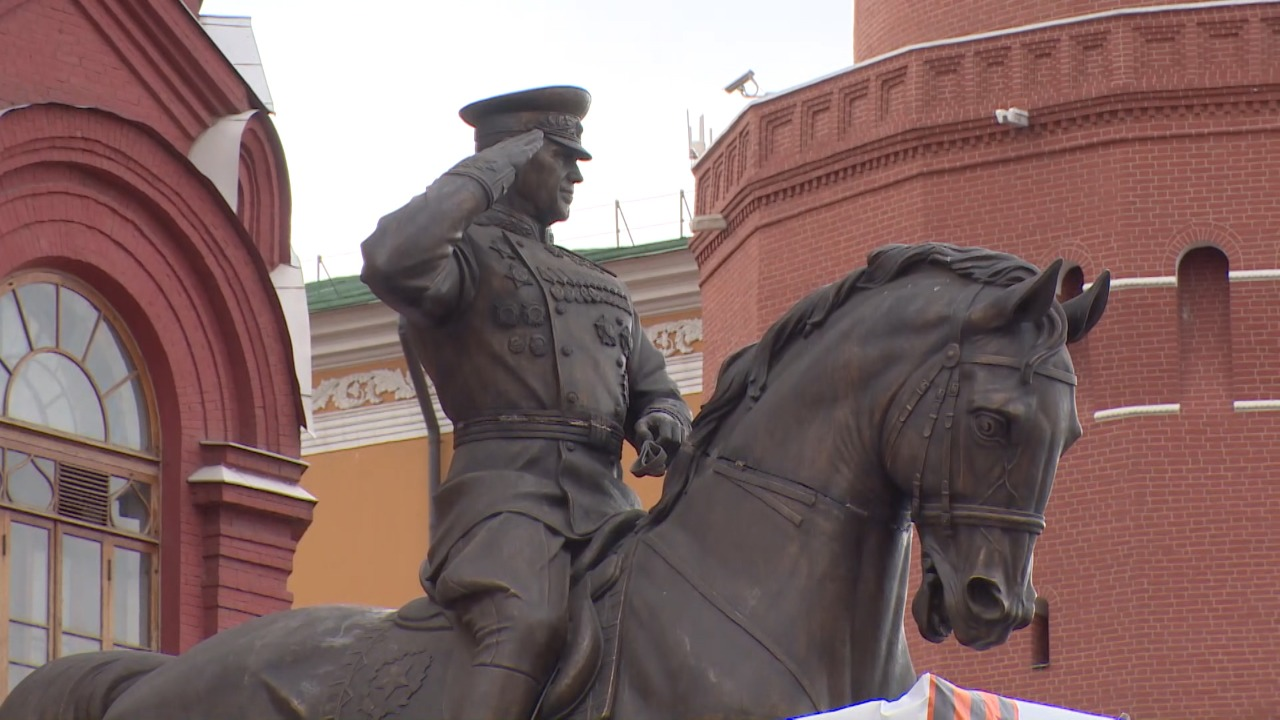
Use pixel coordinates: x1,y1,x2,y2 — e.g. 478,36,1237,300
432,513,570,680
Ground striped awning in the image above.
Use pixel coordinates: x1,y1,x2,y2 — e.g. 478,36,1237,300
797,674,1122,720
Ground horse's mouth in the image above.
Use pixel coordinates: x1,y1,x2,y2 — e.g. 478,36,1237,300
912,555,952,643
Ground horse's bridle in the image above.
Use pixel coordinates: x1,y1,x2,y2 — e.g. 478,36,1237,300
884,289,1077,537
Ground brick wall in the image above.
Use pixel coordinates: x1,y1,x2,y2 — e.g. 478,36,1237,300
853,0,1207,61
695,2,1280,716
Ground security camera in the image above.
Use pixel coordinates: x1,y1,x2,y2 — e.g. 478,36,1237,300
994,108,1030,127
690,214,728,232
724,70,757,96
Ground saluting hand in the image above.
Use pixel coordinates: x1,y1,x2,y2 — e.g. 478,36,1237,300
480,129,546,170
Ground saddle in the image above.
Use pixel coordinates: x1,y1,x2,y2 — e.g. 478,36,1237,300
392,510,644,720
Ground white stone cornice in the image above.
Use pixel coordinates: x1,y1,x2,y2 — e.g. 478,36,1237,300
1093,404,1181,422
609,247,701,317
309,302,403,371
1234,400,1280,413
1085,269,1280,292
188,464,316,502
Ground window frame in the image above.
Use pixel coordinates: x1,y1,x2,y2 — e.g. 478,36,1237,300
0,272,160,696
0,272,159,455
1,510,161,692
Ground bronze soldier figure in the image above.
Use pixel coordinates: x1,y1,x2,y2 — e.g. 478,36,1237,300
360,86,691,720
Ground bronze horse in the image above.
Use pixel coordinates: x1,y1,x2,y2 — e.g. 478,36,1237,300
2,243,1109,720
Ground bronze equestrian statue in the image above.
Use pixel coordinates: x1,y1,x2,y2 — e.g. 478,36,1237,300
0,91,1111,720
358,86,692,720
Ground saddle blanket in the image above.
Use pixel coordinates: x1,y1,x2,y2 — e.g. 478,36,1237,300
794,674,1123,720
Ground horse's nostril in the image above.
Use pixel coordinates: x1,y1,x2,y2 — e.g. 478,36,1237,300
965,576,1008,621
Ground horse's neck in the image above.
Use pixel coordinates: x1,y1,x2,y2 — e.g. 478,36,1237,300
645,451,915,708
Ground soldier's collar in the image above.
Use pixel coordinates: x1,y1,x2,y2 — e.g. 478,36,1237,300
478,204,549,243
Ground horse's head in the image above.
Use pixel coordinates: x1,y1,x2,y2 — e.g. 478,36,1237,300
883,259,1110,650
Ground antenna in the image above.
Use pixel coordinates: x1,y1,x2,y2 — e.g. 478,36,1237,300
687,110,707,162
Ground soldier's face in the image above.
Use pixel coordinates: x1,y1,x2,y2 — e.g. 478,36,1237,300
510,141,585,226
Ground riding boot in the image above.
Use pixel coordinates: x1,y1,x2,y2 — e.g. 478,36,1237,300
443,664,543,720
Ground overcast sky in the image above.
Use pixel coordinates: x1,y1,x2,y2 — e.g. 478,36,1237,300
199,0,855,280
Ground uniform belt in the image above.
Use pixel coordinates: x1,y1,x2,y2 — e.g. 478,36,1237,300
453,413,624,454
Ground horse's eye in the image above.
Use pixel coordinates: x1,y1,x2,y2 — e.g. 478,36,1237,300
974,411,1009,441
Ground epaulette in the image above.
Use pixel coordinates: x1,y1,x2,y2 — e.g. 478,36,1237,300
559,247,617,277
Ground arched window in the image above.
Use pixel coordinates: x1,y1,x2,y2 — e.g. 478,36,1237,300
1057,264,1084,303
1177,246,1231,407
0,274,158,694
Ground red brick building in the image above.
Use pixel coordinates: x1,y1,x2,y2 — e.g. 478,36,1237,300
0,0,311,694
692,1,1280,717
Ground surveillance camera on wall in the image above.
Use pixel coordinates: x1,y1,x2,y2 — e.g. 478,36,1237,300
994,108,1030,127
724,70,757,96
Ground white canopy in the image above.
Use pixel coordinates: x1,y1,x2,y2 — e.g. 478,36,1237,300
798,675,1122,720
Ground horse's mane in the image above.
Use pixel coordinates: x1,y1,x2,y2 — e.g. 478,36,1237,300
689,243,1061,449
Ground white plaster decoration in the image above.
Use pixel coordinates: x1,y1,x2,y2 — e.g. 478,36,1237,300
302,353,706,456
1093,404,1181,422
1233,400,1280,413
312,368,417,412
646,318,704,357
188,464,316,502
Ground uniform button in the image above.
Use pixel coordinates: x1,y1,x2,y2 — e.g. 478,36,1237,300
566,391,579,405
508,336,526,354
616,357,625,368
561,345,573,356
564,442,576,452
555,304,566,315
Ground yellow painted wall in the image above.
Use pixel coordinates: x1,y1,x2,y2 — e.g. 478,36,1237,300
289,436,454,609
290,393,703,610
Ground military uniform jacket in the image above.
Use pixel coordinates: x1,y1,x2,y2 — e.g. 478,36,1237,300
361,202,688,577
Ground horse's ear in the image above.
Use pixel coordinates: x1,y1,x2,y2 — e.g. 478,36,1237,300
1063,269,1111,344
968,258,1063,331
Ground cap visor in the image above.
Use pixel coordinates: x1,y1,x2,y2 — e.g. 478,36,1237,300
547,135,592,160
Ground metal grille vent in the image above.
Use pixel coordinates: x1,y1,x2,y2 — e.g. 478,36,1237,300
56,463,111,526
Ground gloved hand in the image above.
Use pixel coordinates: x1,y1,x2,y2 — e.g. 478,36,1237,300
630,410,689,477
444,129,545,206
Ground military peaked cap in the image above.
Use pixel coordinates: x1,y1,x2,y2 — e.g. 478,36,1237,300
460,86,592,160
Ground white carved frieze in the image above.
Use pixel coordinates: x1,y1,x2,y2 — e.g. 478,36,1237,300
312,368,416,412
645,318,703,357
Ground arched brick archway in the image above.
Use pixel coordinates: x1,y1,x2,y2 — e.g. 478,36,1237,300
0,104,310,652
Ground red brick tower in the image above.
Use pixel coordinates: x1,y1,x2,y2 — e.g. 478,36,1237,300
692,2,1280,717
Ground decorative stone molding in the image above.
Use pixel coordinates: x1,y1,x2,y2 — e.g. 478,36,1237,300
646,318,704,356
302,352,705,456
312,368,416,412
1093,404,1180,422
1234,400,1280,413
690,2,1280,273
